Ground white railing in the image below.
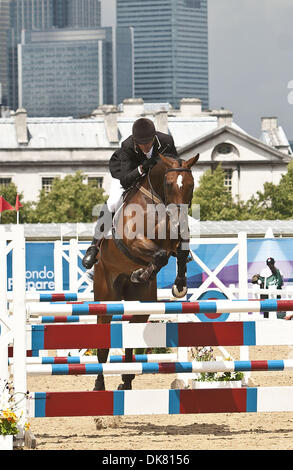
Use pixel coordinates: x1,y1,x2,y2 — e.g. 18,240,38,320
0,226,26,444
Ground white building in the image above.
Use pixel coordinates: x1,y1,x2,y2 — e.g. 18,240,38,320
0,98,291,203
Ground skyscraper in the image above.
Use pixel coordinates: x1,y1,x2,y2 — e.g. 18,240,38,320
116,0,209,109
65,0,101,28
0,0,12,105
7,0,101,109
19,27,133,117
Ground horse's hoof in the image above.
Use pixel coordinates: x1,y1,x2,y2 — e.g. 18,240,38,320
93,377,105,391
94,417,105,430
117,383,132,390
130,268,148,284
172,284,187,298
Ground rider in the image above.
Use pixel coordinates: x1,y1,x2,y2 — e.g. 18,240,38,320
82,117,178,269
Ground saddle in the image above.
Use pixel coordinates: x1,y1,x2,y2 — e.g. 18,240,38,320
111,176,159,266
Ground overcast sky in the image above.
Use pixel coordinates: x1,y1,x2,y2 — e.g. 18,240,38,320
100,0,293,139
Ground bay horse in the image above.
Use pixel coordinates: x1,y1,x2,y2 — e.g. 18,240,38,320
93,153,199,392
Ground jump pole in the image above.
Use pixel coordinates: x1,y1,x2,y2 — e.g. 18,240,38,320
24,359,293,376
25,321,293,351
8,353,178,365
26,299,293,316
27,387,293,418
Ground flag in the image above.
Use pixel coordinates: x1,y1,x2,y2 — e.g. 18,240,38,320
15,194,23,211
0,196,14,213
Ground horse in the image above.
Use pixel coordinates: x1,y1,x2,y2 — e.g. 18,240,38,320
93,153,199,392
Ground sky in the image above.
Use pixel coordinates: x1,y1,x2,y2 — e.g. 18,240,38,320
100,0,293,139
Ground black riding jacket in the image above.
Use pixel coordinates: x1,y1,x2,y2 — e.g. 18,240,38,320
109,132,178,189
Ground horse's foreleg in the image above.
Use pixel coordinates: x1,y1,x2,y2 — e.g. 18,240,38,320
172,241,190,298
131,248,169,284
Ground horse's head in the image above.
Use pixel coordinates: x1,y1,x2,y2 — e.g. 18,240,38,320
148,154,199,241
155,153,199,207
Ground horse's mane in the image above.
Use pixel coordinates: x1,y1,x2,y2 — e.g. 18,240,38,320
122,155,183,204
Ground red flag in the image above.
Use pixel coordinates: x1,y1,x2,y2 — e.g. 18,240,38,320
0,196,14,213
15,194,23,212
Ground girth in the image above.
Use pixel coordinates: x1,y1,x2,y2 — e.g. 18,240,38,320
111,227,149,266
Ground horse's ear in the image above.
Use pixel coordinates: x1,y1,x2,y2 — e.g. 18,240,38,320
158,153,175,168
186,153,199,168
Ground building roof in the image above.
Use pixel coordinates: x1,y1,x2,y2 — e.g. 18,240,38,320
260,126,292,154
190,219,293,237
0,100,291,162
4,219,293,240
0,115,221,150
0,117,108,149
179,124,292,162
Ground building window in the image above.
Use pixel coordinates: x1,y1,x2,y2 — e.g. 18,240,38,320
217,143,233,155
42,177,55,194
0,177,12,186
88,177,104,189
184,0,201,8
224,169,233,192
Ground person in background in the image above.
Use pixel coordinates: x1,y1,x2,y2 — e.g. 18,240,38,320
251,257,284,318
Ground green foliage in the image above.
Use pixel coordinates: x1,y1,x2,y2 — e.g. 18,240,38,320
0,172,106,224
28,171,106,223
0,182,33,224
0,411,19,436
192,347,244,382
237,161,293,220
190,160,293,221
191,164,239,220
3,161,293,225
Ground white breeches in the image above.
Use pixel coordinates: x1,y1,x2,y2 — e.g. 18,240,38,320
106,177,124,213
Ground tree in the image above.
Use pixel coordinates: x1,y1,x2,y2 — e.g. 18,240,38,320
29,171,107,223
239,160,293,220
0,183,33,224
191,164,240,220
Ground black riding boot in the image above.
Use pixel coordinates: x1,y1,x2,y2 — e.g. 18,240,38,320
82,204,114,270
82,238,100,269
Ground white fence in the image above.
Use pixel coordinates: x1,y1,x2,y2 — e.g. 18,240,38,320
0,226,26,444
2,227,293,446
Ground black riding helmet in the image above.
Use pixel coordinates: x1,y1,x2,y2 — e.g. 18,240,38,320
132,118,156,144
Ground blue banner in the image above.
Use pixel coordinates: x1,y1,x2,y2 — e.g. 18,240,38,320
6,238,293,291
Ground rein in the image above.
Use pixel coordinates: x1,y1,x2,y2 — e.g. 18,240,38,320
137,166,193,206
112,164,193,266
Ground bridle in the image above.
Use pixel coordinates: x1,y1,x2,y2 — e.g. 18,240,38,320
112,164,193,266
146,166,194,208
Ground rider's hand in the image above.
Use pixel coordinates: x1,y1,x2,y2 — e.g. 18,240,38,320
141,158,156,173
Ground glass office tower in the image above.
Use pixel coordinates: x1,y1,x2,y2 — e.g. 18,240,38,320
66,0,101,28
117,0,209,109
19,27,133,117
0,0,11,105
8,0,101,109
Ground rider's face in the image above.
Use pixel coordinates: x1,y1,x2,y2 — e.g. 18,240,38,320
137,139,154,154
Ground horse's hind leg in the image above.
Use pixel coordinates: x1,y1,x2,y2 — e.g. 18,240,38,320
93,260,120,391
118,279,157,390
118,348,135,390
93,343,109,391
